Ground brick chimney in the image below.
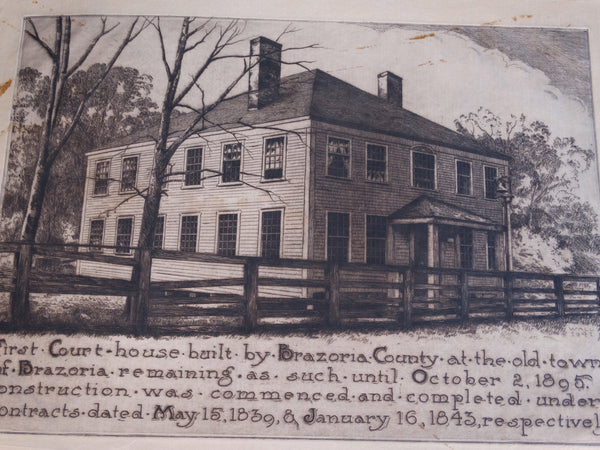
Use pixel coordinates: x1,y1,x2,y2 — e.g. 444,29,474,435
378,71,403,108
248,36,282,109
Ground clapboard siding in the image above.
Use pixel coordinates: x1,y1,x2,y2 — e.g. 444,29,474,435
80,120,310,271
311,121,508,265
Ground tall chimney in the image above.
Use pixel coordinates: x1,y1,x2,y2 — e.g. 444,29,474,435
378,71,403,108
248,36,282,109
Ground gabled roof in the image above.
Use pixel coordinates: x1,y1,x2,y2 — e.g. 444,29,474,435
101,69,509,160
389,195,501,229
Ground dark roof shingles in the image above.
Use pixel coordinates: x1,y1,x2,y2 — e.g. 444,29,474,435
100,69,507,160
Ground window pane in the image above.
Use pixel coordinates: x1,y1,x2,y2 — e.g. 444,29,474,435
89,220,104,251
366,215,386,264
485,166,498,199
487,232,497,270
327,212,349,262
222,143,242,183
366,144,386,182
116,218,133,254
94,161,109,195
327,137,350,178
261,210,282,258
218,214,238,256
457,161,472,195
185,147,203,186
459,228,473,269
413,152,435,189
153,216,165,250
121,157,138,192
180,215,198,252
264,137,285,179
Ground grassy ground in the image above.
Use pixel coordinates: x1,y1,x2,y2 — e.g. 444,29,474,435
1,291,600,338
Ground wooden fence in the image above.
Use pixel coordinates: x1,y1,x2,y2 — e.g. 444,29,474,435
1,242,599,333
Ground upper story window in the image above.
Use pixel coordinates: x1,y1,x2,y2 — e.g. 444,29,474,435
484,166,498,199
93,160,110,196
115,217,133,254
263,136,285,180
222,142,242,183
153,216,165,250
456,160,472,195
366,144,387,183
120,156,138,193
327,137,350,178
412,150,435,190
89,219,104,251
180,215,198,252
184,147,203,186
327,212,350,262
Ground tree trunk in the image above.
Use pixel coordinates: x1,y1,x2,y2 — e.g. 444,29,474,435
19,151,51,242
125,155,167,316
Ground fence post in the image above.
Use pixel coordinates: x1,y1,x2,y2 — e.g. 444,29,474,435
11,243,33,327
130,247,152,334
505,272,514,321
327,261,341,328
554,275,566,317
403,267,413,329
243,257,259,331
459,270,469,326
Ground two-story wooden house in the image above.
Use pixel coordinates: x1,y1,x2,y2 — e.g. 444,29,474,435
78,36,510,290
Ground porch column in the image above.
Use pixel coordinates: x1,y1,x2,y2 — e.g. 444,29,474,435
386,222,394,264
427,223,439,297
427,223,439,268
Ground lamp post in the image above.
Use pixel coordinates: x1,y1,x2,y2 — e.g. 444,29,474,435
496,176,513,272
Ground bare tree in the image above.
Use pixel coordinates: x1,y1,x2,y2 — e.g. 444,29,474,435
133,18,315,251
19,16,149,242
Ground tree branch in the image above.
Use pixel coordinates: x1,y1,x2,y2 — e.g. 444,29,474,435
25,18,56,59
66,17,118,77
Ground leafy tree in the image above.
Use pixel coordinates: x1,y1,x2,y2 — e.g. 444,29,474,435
455,108,599,273
16,16,149,243
2,64,159,243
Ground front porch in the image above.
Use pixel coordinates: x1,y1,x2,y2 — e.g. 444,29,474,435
386,196,506,272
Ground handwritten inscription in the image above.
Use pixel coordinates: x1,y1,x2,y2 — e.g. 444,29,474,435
0,336,599,442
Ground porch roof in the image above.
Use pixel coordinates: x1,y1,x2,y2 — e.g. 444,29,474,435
388,195,503,231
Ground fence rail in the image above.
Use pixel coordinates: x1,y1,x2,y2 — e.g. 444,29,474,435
1,242,599,333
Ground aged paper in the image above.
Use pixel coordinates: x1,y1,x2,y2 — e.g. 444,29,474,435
1,1,600,449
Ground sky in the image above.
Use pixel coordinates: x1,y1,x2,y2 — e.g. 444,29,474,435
17,16,600,206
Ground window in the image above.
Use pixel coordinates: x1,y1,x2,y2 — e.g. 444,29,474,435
184,147,203,186
484,166,498,199
327,212,350,262
366,144,387,182
261,210,282,258
153,216,165,250
456,160,472,195
412,151,435,189
89,219,104,251
222,142,242,183
116,218,133,254
217,214,238,256
120,156,138,192
487,232,497,270
366,215,387,264
327,137,350,178
263,137,285,180
458,228,473,269
93,160,110,195
180,215,198,252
